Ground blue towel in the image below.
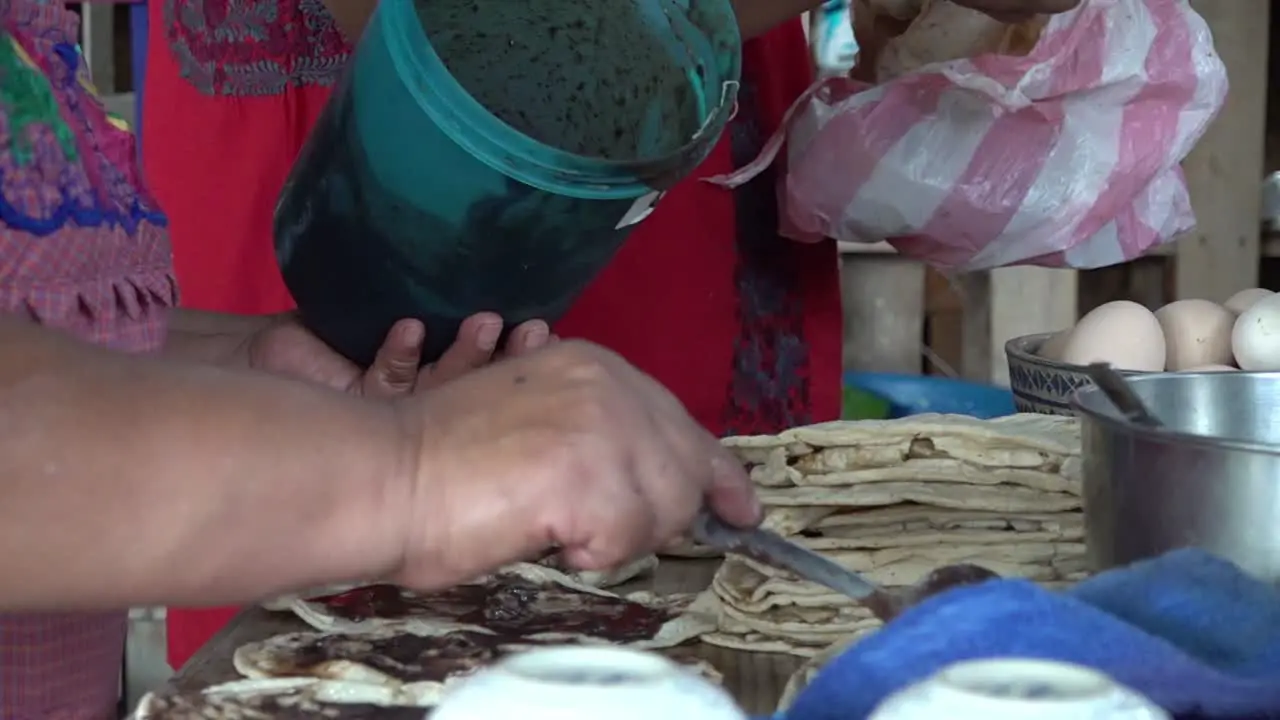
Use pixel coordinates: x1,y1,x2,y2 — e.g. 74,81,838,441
781,549,1280,720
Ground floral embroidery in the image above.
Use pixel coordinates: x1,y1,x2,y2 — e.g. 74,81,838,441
0,1,165,236
164,0,351,96
0,38,77,165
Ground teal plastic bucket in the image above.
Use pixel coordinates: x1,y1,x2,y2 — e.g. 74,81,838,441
274,0,742,366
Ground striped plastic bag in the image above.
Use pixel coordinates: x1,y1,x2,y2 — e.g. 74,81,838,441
710,0,1227,271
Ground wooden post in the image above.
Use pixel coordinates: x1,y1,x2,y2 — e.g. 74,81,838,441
1176,1,1269,302
840,254,926,374
959,267,1078,386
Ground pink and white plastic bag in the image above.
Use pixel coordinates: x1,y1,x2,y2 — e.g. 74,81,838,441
712,0,1227,271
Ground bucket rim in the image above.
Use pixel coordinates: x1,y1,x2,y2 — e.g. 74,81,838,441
377,0,743,200
1071,371,1280,456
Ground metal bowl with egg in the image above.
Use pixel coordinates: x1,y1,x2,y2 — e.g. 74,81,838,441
1007,290,1275,415
1073,371,1280,582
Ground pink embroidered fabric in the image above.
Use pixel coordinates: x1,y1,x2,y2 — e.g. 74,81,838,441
0,0,177,714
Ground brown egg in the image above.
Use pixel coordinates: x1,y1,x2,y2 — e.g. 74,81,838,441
1037,329,1072,361
1060,301,1165,371
1154,299,1236,371
1224,288,1273,316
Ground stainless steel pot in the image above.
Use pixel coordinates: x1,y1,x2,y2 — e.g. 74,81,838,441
1072,372,1280,582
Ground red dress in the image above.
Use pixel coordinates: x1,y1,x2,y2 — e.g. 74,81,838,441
145,0,841,670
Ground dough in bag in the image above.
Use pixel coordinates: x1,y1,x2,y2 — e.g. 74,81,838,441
871,0,1048,82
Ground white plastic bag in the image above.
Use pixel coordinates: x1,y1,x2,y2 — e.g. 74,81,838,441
713,0,1228,271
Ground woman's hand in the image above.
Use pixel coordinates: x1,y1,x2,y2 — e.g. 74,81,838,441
246,313,554,397
385,340,762,589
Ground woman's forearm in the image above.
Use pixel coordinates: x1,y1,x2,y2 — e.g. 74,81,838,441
161,308,276,366
320,0,377,41
733,0,823,39
0,315,409,611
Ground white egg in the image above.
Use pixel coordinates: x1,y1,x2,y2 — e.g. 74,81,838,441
1153,299,1235,370
1232,292,1280,370
1060,301,1165,371
1037,329,1072,361
1224,288,1273,315
1180,364,1236,372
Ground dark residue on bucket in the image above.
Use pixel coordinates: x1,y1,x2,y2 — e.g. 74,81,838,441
417,0,719,162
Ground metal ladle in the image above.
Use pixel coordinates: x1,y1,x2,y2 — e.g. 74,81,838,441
1083,363,1165,429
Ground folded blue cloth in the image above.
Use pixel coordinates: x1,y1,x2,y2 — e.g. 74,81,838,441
782,549,1280,720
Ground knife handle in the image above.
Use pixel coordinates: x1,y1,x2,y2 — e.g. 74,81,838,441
688,508,747,550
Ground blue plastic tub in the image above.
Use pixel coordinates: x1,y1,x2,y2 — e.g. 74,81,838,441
843,372,1015,420
274,0,741,366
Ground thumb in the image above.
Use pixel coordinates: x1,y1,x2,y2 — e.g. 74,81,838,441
704,452,761,528
363,319,425,398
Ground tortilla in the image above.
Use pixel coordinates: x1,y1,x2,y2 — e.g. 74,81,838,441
259,555,657,613
656,507,833,558
285,563,717,650
232,628,722,700
262,583,367,613
532,553,658,588
748,449,805,487
700,629,859,658
712,548,1086,624
717,593,881,642
712,546,1084,610
777,636,859,711
232,630,536,706
720,435,813,465
792,436,1077,474
789,460,1078,495
777,414,1079,455
133,677,429,719
798,509,1080,543
812,505,1083,536
755,482,1081,513
657,538,722,559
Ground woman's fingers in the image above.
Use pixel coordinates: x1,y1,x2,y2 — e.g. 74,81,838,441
361,319,425,398
504,320,552,357
424,313,504,387
365,315,555,396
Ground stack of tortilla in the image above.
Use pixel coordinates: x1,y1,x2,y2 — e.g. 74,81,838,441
703,413,1087,658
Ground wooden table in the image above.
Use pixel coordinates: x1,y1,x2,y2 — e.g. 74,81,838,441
171,559,804,715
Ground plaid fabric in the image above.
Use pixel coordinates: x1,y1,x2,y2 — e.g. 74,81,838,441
0,614,127,720
0,0,177,716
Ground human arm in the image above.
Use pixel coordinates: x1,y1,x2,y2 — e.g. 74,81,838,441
0,314,409,611
0,317,757,611
733,0,823,40
318,0,376,42
160,308,274,366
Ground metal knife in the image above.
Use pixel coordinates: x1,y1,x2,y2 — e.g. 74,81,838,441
689,509,883,602
689,508,998,622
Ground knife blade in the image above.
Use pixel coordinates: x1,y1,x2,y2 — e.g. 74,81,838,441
689,508,1001,622
689,508,882,602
